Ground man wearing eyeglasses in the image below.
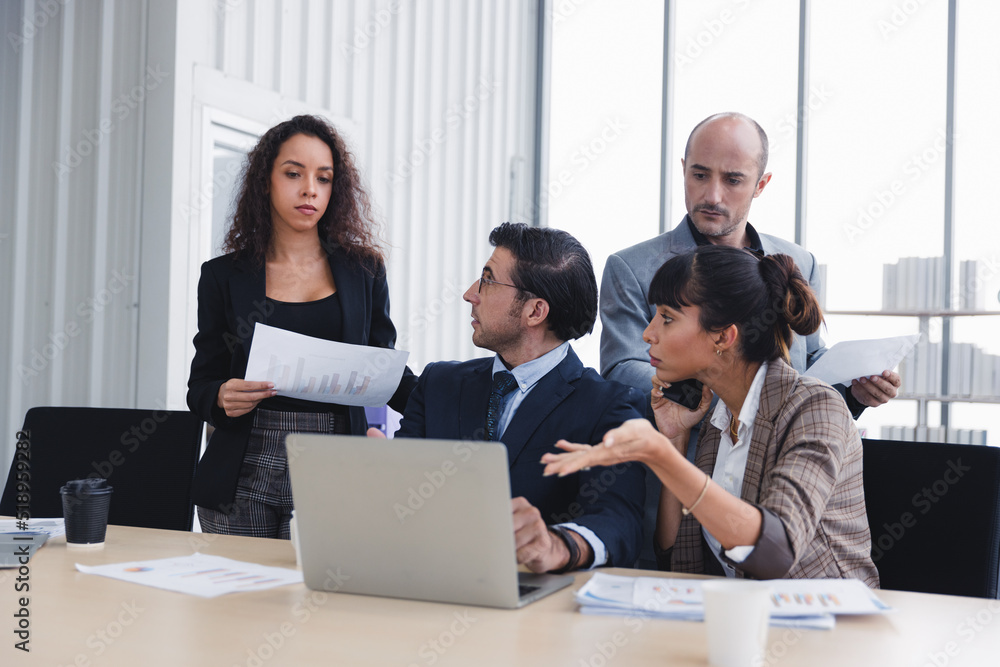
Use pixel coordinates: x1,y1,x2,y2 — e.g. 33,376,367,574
380,222,646,574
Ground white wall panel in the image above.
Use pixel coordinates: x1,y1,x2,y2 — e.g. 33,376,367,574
1,0,148,468
249,0,278,90
0,0,538,469
0,0,29,463
191,0,539,372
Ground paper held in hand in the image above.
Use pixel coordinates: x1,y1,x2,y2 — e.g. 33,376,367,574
244,323,409,407
802,333,920,387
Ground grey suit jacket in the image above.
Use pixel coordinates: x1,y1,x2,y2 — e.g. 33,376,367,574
600,218,828,410
670,359,879,586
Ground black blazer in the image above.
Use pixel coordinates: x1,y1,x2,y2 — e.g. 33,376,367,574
187,248,416,511
395,348,646,567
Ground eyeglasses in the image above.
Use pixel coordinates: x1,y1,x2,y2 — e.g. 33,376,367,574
478,275,526,294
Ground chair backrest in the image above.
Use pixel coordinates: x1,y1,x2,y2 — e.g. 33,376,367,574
863,438,1000,599
1,407,203,531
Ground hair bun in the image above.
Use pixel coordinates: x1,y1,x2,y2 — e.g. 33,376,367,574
758,254,823,336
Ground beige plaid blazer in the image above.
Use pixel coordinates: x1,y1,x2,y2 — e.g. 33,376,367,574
669,358,879,587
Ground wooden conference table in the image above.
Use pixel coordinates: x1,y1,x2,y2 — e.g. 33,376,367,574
8,525,1000,666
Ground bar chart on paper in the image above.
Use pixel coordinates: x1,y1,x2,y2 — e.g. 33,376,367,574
263,355,373,398
244,324,409,407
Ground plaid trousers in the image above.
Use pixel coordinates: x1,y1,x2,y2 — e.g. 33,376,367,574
197,408,346,539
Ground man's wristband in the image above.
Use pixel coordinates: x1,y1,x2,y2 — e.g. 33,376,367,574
548,525,582,574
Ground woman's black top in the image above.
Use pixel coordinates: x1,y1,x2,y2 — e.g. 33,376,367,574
259,293,349,416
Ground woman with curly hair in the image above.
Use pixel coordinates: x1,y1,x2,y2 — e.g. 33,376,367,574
187,115,416,538
543,245,878,585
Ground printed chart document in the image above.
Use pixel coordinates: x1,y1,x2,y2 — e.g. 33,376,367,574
244,323,409,407
576,573,891,630
803,333,920,387
76,553,303,598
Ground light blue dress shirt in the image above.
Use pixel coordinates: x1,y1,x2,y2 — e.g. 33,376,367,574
489,341,609,568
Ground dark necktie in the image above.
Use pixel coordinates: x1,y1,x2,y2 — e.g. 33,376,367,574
485,371,518,441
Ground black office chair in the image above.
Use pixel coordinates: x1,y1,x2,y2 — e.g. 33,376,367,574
1,407,203,531
862,438,1000,599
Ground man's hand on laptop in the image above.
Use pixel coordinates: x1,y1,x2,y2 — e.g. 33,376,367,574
366,427,387,438
511,497,590,573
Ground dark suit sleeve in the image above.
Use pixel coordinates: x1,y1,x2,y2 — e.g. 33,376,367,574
186,261,241,429
840,387,866,419
367,261,418,414
570,385,646,567
394,364,430,439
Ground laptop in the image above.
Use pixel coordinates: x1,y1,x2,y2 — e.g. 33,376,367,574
285,434,574,609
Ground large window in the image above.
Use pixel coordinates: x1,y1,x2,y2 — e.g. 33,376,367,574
670,1,800,242
547,0,665,366
951,3,1000,439
806,1,949,441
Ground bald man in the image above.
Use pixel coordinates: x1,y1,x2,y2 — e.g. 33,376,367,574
599,112,900,566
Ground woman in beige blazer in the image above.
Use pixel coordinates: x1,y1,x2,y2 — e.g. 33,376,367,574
544,245,878,586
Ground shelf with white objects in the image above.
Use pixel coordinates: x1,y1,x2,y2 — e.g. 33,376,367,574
894,394,1000,405
824,310,1000,317
824,310,1000,431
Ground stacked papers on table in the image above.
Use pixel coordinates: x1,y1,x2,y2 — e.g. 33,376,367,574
0,519,63,567
76,553,303,598
576,574,892,631
0,532,48,568
0,518,66,539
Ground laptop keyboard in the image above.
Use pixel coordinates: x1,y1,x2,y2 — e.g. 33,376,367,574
518,584,541,598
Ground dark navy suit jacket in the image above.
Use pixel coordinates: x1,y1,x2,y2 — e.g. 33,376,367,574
395,348,646,567
187,248,416,511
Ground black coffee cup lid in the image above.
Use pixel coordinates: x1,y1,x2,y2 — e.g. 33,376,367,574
60,478,114,496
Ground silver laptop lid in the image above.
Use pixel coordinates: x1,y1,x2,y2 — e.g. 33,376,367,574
286,434,523,608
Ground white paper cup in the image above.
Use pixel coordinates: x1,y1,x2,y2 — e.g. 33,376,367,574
289,510,302,569
702,580,772,667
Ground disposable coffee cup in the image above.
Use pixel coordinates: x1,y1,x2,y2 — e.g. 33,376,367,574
60,478,113,548
702,580,773,667
289,510,302,569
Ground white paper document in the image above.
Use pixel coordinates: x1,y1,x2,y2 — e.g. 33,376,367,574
244,323,409,407
76,553,303,598
0,518,65,539
575,574,892,631
802,333,920,387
